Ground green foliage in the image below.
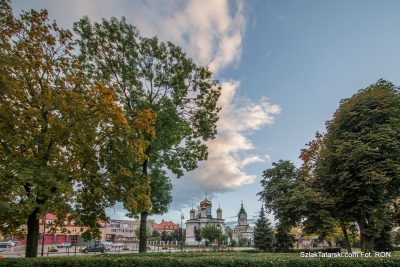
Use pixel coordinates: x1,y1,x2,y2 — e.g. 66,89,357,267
201,225,222,245
135,226,153,239
258,160,301,228
274,224,295,252
316,80,400,252
194,226,202,243
73,15,221,252
0,2,129,257
238,238,250,247
254,205,275,251
391,230,400,246
1,252,400,267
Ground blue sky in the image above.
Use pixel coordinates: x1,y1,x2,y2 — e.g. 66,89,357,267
12,0,400,226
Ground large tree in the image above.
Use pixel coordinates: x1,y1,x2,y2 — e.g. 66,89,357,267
258,160,301,228
274,223,295,252
253,204,274,251
74,17,221,252
0,2,130,257
316,80,400,252
299,133,352,252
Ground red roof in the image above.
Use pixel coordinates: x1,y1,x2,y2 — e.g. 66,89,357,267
153,221,179,231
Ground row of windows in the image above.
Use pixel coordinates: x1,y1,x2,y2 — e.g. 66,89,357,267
111,229,134,233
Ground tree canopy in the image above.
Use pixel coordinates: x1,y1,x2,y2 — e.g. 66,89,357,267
0,1,151,257
73,16,221,252
316,80,400,252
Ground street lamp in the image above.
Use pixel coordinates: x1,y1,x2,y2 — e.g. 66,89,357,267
180,210,184,252
216,224,221,251
41,214,46,257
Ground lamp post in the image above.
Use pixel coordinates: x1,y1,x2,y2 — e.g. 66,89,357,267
180,210,184,252
216,224,221,251
41,214,46,257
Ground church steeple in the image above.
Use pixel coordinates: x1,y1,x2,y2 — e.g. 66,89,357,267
238,202,247,215
238,202,248,226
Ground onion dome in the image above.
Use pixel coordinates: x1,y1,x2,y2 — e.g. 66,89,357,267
200,198,212,208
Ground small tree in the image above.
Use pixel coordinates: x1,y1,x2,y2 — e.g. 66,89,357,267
161,231,168,242
201,225,222,245
238,237,249,247
274,224,294,252
194,226,202,246
135,226,152,240
254,204,274,251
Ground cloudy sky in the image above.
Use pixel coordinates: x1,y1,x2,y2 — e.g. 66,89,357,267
12,0,400,226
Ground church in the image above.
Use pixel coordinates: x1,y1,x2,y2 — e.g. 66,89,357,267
185,197,225,244
232,203,254,245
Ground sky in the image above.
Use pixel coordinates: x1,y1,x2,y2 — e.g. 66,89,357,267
12,0,400,227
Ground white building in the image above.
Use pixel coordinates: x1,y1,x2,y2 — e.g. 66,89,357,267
185,198,225,244
233,203,254,245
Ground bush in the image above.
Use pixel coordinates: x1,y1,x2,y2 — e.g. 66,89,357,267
0,251,398,267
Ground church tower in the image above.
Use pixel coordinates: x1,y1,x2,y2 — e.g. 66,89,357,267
238,203,248,226
216,204,222,219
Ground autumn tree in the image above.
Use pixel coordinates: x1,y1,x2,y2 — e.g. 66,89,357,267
316,80,400,252
74,17,221,252
0,2,142,257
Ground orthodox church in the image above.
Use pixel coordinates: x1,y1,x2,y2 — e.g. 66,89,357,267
232,203,254,244
185,197,225,244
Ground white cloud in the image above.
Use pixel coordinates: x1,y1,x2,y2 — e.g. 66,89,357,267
20,0,245,74
172,81,280,207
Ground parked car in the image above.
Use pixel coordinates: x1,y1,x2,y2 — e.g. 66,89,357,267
0,241,14,248
111,242,124,248
56,242,72,248
81,244,107,254
100,241,113,246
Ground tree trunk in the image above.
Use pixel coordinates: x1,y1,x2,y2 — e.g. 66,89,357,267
358,219,366,252
139,211,148,253
139,157,149,253
340,223,352,253
25,208,40,258
358,219,373,253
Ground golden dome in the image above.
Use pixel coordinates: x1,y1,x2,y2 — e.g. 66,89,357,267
200,199,212,208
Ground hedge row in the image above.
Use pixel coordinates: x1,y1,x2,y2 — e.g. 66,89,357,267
0,252,399,267
243,247,342,253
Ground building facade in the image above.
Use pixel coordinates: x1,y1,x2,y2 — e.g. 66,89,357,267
102,219,139,242
38,214,89,245
232,203,254,245
185,198,225,244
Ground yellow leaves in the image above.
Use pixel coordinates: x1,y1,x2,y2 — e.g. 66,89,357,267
130,108,157,163
134,108,156,140
87,83,127,126
124,175,152,214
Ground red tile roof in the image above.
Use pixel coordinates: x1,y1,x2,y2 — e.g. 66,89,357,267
153,221,179,231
